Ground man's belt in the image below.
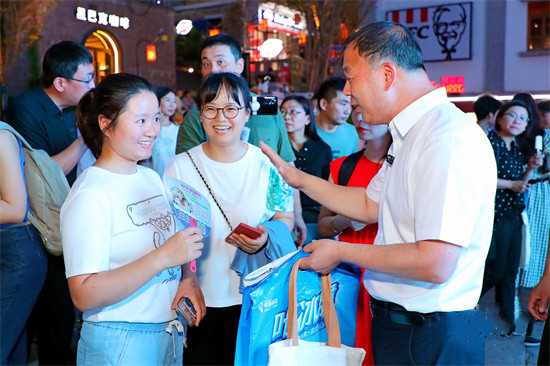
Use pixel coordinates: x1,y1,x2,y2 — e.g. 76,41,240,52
369,297,441,327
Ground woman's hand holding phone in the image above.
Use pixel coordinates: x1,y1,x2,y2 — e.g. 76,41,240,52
227,224,268,254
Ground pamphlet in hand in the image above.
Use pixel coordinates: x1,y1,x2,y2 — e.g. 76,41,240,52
164,176,211,273
164,176,211,236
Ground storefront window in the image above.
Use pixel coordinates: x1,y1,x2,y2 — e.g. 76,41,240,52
528,1,550,51
84,30,121,83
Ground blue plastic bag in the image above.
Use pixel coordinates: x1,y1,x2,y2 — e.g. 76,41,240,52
235,250,361,366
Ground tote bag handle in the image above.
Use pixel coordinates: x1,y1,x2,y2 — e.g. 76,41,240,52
287,258,342,348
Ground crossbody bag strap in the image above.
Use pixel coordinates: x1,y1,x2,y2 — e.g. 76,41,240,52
337,149,365,186
185,150,233,232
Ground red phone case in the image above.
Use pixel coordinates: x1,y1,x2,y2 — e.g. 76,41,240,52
225,223,262,244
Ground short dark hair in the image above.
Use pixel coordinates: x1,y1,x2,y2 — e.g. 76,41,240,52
473,94,502,121
343,21,425,71
494,100,531,134
281,94,320,141
199,72,251,111
201,34,242,62
155,86,176,102
76,73,155,158
317,77,346,109
538,100,550,113
41,41,93,88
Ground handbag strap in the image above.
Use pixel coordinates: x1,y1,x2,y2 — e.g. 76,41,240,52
287,258,341,348
185,151,233,232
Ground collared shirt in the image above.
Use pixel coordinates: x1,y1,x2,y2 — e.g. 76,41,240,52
365,88,497,313
487,131,526,222
8,86,78,185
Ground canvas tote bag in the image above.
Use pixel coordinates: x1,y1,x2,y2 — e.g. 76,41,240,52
268,258,366,366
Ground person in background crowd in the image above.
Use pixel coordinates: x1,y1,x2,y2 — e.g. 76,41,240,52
481,100,543,335
516,95,550,347
317,98,392,365
150,87,179,176
62,73,203,365
281,94,332,244
261,21,497,364
527,227,550,365
474,94,502,134
174,34,306,245
165,73,294,365
181,90,197,115
0,127,48,365
7,40,94,365
315,77,358,159
538,100,550,129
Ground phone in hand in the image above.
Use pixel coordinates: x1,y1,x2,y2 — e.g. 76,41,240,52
176,297,197,327
225,223,262,245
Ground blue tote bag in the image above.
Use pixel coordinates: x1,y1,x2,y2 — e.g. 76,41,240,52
235,250,362,366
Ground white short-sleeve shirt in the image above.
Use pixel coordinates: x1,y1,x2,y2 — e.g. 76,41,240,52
61,166,181,323
164,144,294,308
365,88,497,312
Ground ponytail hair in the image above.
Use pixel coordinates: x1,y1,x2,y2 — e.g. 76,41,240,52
76,73,154,158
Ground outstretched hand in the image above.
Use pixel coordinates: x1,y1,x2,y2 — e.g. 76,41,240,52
260,141,304,189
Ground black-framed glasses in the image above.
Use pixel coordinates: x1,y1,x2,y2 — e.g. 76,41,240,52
281,109,304,117
201,105,244,119
504,112,529,123
68,73,95,84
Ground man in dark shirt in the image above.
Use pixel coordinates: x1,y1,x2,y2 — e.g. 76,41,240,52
9,41,93,185
7,40,94,365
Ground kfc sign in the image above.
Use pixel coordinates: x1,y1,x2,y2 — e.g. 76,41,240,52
386,2,472,62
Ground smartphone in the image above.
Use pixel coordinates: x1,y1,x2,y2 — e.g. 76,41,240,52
176,297,197,327
225,223,262,244
251,96,278,115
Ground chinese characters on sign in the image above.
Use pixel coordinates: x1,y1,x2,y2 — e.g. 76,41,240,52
432,75,466,94
75,7,130,29
386,2,472,62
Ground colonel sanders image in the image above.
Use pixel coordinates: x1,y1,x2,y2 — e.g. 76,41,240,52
433,4,467,60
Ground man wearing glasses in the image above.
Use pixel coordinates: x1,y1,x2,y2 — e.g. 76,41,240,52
7,40,94,365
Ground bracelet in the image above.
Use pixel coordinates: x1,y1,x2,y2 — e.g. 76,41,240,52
329,216,341,235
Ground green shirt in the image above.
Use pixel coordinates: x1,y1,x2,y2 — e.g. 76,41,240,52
175,104,296,163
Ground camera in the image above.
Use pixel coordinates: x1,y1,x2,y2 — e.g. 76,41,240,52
250,96,278,116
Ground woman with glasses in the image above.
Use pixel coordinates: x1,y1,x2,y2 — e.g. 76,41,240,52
164,73,294,365
481,100,543,335
280,95,332,244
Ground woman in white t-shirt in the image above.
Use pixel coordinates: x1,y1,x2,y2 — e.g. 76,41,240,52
164,73,294,365
61,73,204,366
151,87,180,176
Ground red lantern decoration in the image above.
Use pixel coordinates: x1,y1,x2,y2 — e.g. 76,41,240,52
340,23,349,40
146,44,156,62
294,13,301,25
298,34,307,45
260,19,268,31
209,28,220,37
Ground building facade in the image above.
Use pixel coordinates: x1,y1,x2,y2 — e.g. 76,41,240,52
369,0,550,106
6,0,176,98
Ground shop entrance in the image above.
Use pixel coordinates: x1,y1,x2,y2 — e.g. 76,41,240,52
84,30,121,83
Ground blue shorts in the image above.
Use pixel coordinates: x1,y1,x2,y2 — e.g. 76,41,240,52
77,320,184,365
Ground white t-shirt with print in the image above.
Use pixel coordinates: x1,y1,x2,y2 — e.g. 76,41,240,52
164,144,293,308
61,166,181,323
152,123,179,176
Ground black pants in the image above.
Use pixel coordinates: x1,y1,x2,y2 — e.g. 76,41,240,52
481,212,523,326
539,319,549,366
27,253,76,365
371,303,485,365
183,305,241,365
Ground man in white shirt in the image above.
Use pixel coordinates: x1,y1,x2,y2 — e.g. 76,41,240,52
261,21,497,365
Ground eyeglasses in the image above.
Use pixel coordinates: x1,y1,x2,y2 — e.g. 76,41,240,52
504,112,530,123
201,105,244,119
281,110,304,117
68,73,95,85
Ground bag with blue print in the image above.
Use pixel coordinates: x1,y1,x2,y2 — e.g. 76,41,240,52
234,250,361,366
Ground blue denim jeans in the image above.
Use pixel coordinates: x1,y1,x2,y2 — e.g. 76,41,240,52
78,320,184,365
0,224,47,364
